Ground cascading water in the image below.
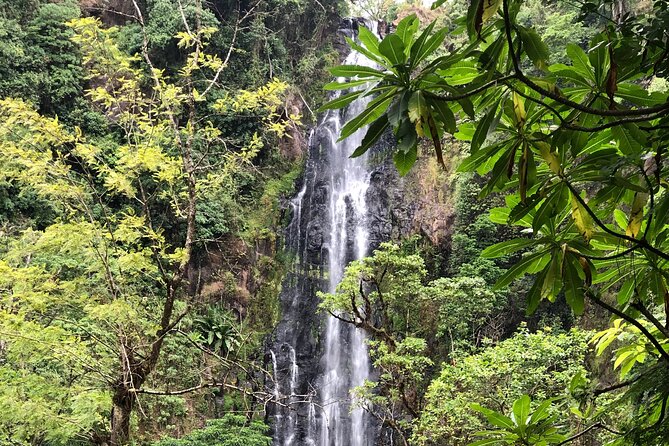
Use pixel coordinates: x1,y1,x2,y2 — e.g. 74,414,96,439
270,18,380,446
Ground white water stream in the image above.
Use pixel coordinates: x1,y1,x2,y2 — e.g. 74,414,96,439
271,20,379,446
316,24,377,446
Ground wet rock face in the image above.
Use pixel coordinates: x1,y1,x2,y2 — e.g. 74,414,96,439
366,134,417,249
269,17,414,446
268,123,332,445
269,128,409,446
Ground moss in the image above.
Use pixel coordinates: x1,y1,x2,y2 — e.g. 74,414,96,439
242,159,304,243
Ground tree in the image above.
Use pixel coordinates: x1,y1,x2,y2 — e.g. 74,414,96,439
0,3,296,444
324,0,669,443
319,243,507,443
412,326,590,445
152,414,271,446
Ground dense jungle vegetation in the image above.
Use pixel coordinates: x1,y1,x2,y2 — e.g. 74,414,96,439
0,0,668,445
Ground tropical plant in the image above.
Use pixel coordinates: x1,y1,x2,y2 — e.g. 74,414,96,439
412,326,590,445
0,4,295,443
470,395,566,446
324,0,669,442
153,414,271,446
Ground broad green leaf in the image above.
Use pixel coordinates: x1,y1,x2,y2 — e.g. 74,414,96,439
466,0,483,38
436,66,481,85
566,43,595,83
518,26,549,70
533,183,568,233
358,26,380,52
351,115,389,158
479,141,519,197
378,34,406,66
512,395,531,428
612,124,643,155
412,27,448,67
617,278,635,305
408,91,428,123
563,256,585,315
481,238,535,258
345,37,387,67
427,97,456,133
317,90,363,111
616,83,658,106
409,21,437,68
542,251,563,303
471,404,515,430
613,209,628,231
395,14,419,48
490,207,511,224
324,79,373,91
339,93,394,140
328,65,385,78
588,40,610,86
387,91,410,127
548,63,591,87
494,251,547,290
472,104,499,152
529,399,554,424
393,144,417,176
527,267,546,315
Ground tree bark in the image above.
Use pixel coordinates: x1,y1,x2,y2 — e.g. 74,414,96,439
110,389,134,446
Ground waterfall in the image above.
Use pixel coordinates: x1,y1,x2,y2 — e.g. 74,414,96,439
271,19,379,446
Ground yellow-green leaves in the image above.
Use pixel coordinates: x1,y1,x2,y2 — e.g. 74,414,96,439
570,192,595,242
481,0,503,23
592,319,660,379
535,141,561,175
470,0,502,39
517,26,550,71
626,192,648,238
408,90,429,136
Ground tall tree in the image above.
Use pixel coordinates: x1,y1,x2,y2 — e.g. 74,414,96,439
0,2,295,443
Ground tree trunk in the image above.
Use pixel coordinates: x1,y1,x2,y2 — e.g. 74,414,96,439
110,388,134,445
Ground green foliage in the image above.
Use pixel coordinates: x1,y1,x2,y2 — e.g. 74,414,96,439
470,395,566,446
193,307,241,355
0,7,299,443
320,242,516,440
0,0,84,119
424,276,501,348
153,414,271,446
412,326,590,445
331,0,669,441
